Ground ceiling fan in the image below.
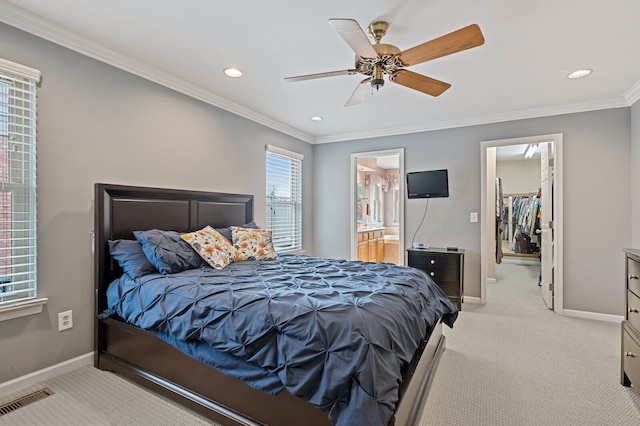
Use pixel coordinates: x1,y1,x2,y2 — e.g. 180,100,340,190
285,18,485,106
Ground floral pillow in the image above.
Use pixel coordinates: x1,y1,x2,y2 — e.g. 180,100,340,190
230,226,278,261
181,226,240,269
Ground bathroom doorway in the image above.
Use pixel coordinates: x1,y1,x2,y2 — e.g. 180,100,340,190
350,148,405,265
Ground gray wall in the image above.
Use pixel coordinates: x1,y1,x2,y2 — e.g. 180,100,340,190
313,109,631,316
0,19,636,385
0,23,313,383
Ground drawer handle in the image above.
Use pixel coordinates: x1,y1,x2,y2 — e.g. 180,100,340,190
430,272,435,277
629,274,639,280
626,352,636,358
630,308,640,314
430,260,435,265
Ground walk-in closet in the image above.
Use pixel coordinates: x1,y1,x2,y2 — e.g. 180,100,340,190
495,144,545,287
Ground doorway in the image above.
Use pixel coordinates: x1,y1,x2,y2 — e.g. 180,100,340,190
350,148,405,265
480,134,564,314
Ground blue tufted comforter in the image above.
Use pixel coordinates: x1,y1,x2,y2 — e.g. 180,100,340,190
106,254,457,426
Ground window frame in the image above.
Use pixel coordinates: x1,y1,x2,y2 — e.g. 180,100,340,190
0,57,46,321
265,145,303,253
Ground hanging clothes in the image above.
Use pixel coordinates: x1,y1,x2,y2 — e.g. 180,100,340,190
510,192,541,254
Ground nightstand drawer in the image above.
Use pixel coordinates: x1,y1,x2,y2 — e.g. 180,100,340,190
417,268,459,284
622,322,640,389
628,256,640,298
408,253,460,281
629,290,640,331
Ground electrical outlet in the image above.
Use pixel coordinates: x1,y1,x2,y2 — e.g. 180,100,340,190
58,310,73,331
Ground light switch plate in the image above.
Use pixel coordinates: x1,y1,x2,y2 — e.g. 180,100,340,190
470,212,478,223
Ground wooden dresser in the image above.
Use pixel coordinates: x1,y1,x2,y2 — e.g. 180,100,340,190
407,247,464,309
622,249,640,395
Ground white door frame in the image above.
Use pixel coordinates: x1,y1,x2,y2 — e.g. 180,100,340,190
350,148,405,265
480,134,564,314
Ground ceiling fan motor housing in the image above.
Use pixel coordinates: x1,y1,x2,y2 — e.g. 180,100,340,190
355,43,403,80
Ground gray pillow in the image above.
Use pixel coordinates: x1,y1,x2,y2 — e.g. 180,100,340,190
133,229,204,274
108,239,157,279
216,221,259,242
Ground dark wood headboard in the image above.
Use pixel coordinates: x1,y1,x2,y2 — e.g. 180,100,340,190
93,183,254,315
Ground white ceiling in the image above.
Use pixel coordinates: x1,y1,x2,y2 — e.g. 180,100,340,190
2,0,639,144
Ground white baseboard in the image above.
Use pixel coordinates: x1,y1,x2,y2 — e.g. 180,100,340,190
563,309,624,323
463,296,482,304
0,352,93,398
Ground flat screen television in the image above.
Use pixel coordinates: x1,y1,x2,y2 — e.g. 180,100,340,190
406,169,449,199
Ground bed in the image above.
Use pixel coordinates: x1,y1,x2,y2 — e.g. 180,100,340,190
94,183,457,426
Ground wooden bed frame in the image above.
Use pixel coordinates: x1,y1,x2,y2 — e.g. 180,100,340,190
94,183,447,426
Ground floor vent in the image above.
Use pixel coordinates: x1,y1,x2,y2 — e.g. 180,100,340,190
0,387,55,416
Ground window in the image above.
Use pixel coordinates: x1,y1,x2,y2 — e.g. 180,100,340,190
0,58,40,307
392,188,400,224
371,182,383,223
266,145,302,252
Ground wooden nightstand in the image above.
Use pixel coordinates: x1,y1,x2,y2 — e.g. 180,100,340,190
407,247,464,309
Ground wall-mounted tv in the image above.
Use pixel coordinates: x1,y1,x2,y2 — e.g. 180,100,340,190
406,169,449,199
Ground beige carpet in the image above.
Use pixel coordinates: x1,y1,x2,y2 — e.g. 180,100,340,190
0,365,218,425
420,262,640,425
1,262,640,425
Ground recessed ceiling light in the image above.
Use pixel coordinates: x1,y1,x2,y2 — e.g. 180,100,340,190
310,116,323,122
567,69,592,79
223,68,242,78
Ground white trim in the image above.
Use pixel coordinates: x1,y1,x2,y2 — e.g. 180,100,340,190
480,134,564,313
0,352,93,398
563,309,623,323
0,57,41,82
463,296,482,304
624,80,640,106
265,144,304,160
0,1,311,144
1,1,637,145
350,148,405,265
0,297,47,322
314,98,629,144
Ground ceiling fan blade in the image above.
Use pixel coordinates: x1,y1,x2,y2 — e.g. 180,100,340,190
329,18,378,59
284,69,357,82
345,78,372,107
390,70,451,97
398,24,484,66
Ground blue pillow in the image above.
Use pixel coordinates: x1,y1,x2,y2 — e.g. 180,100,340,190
133,229,205,274
216,221,259,242
108,239,157,279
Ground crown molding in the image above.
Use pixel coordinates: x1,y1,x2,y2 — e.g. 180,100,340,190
624,80,640,106
0,1,313,144
313,97,631,144
1,1,637,146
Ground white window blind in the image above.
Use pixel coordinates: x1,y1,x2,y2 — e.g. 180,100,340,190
266,145,302,253
0,58,39,305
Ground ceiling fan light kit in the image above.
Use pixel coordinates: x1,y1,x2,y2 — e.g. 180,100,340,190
285,18,485,106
